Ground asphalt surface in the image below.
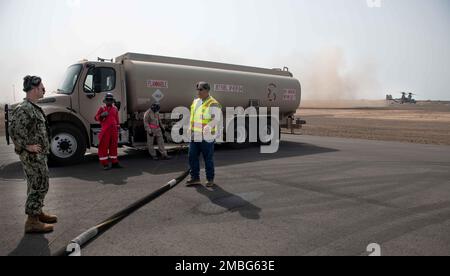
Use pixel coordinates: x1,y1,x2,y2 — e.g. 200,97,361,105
1,135,450,256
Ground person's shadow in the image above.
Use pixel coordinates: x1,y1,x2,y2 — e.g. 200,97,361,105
8,235,51,256
0,141,338,186
194,185,262,220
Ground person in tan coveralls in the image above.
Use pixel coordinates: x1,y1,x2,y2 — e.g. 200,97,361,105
144,103,171,160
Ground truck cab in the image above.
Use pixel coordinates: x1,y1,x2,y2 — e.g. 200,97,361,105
5,60,130,166
51,60,131,165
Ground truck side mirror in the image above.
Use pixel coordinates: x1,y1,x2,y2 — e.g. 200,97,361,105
84,84,96,98
84,64,97,98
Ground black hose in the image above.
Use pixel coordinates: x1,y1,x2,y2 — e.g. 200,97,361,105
54,169,190,256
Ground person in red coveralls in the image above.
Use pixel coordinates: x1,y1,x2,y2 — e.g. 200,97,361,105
95,93,123,170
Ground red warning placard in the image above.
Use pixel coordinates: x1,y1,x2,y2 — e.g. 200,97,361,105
147,80,169,89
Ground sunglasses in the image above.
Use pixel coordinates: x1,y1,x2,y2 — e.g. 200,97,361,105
197,88,204,92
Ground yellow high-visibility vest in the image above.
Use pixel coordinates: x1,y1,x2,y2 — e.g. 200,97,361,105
190,96,221,135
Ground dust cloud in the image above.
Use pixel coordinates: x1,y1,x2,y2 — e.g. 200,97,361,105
298,48,383,108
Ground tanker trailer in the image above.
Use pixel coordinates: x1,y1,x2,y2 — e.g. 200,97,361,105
4,52,303,165
118,53,302,146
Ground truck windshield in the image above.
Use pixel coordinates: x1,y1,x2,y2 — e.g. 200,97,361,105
57,64,83,94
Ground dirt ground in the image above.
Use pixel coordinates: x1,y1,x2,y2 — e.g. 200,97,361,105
2,101,450,145
297,101,450,146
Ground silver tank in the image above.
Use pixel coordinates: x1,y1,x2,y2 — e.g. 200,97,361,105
117,53,301,116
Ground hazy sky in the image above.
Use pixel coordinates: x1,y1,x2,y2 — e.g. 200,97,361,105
0,0,449,103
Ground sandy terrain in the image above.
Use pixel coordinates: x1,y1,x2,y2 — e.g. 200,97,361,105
2,101,450,145
297,101,450,145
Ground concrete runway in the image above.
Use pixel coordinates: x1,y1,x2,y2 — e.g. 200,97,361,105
1,135,450,256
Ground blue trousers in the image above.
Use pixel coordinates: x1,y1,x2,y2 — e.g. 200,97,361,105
189,141,215,181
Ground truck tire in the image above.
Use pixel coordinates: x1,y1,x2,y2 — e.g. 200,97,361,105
258,123,281,145
49,123,86,166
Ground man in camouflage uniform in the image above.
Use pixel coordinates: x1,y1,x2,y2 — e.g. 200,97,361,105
144,103,171,160
8,75,57,234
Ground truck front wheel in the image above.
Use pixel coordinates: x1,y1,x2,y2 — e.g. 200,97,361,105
49,123,86,166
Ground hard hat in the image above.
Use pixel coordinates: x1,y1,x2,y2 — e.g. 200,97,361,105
151,103,161,112
103,93,115,103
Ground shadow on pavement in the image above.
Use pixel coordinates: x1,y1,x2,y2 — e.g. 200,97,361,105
194,185,262,220
0,141,338,186
8,234,51,256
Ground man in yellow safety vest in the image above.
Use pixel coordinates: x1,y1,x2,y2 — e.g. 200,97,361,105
186,82,221,188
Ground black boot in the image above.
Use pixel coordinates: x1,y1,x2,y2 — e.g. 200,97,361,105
161,155,172,160
112,163,124,169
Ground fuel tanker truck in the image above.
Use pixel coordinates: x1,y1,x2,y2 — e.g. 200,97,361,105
5,53,303,165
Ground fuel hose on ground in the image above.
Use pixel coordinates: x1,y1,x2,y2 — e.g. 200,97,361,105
54,169,190,256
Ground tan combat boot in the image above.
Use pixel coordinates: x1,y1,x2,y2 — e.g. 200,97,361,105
206,181,216,188
39,212,58,224
25,215,54,234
